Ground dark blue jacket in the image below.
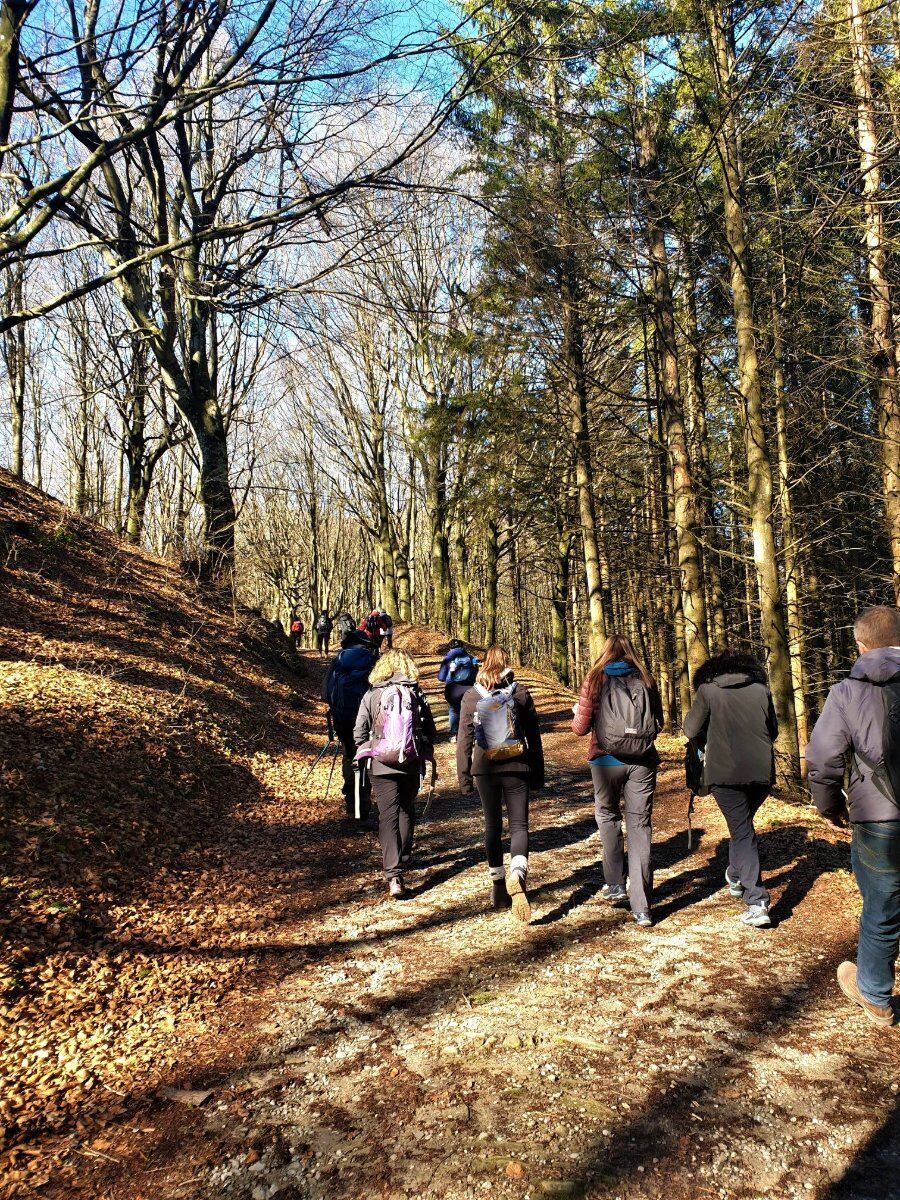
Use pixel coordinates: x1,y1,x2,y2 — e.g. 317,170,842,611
322,643,376,731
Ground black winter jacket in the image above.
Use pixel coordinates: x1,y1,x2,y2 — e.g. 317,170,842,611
456,676,544,795
683,655,778,788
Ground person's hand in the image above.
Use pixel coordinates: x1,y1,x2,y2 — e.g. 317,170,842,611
823,810,850,832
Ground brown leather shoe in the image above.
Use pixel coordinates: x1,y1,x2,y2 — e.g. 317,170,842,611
837,962,895,1027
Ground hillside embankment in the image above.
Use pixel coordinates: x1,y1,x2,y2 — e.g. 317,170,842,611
1,470,898,1200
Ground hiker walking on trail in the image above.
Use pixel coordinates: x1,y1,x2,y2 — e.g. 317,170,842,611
323,621,377,824
572,634,663,928
354,649,438,900
456,646,544,923
315,610,334,656
438,639,479,741
806,606,900,1027
289,614,305,650
683,652,778,930
360,608,393,650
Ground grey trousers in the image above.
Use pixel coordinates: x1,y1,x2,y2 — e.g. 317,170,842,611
711,784,769,906
591,761,656,914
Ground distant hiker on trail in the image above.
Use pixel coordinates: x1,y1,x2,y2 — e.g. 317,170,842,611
572,634,663,929
289,614,305,650
456,646,544,923
354,649,438,900
438,639,479,741
360,608,394,650
335,612,358,643
806,605,900,1028
322,623,377,824
315,610,334,656
683,652,778,930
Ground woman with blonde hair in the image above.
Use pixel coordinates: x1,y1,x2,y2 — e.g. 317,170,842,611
572,633,663,927
456,646,544,921
354,649,438,899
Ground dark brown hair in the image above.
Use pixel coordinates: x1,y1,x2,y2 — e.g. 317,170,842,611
584,633,655,705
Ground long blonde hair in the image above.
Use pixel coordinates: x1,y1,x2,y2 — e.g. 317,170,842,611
476,645,511,690
369,649,419,684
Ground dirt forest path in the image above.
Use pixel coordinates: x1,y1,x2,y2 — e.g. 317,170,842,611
77,625,898,1200
2,513,899,1200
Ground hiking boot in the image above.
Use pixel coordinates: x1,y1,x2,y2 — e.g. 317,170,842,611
725,866,743,898
739,901,771,928
601,884,629,907
632,910,653,928
506,871,531,923
837,962,895,1027
388,877,408,900
491,879,512,911
449,735,457,744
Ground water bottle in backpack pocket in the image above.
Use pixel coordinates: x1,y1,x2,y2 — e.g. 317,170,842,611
449,653,478,685
594,674,657,758
474,683,526,762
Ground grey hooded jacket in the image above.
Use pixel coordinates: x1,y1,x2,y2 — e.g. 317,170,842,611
806,646,900,823
683,655,778,788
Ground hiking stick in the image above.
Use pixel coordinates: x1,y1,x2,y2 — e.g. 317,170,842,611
323,741,340,796
303,736,334,782
687,792,696,851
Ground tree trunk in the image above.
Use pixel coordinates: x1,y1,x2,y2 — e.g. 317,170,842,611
484,516,499,646
707,0,800,778
636,111,709,683
552,521,573,685
3,263,25,478
772,299,810,773
848,0,900,598
454,522,472,640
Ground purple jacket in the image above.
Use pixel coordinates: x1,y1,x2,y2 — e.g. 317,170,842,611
806,647,900,822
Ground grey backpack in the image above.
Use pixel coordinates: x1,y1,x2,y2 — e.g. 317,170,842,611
594,674,657,757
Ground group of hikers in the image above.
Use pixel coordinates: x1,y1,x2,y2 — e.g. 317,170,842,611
318,604,900,1028
291,608,394,655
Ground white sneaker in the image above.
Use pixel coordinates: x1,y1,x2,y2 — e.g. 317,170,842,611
740,902,771,928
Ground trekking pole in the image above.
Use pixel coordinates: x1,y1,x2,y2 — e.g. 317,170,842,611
324,740,340,797
687,791,696,851
419,760,437,824
303,736,334,782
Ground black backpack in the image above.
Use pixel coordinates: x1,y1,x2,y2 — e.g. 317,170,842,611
593,674,657,758
854,673,900,807
316,613,332,635
336,612,356,639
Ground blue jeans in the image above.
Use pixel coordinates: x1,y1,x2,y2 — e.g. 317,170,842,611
448,704,459,735
851,821,900,1007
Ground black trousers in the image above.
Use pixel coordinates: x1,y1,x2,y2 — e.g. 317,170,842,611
475,774,529,874
372,773,419,879
316,632,330,654
711,784,769,906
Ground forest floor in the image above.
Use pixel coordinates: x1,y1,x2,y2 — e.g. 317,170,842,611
1,468,899,1200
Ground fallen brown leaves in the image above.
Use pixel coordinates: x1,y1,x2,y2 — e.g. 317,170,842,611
0,470,334,1197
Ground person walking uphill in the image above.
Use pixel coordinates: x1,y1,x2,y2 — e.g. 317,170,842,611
572,634,662,928
354,650,437,900
806,605,900,1028
438,639,479,740
322,622,377,823
457,646,544,923
684,652,778,929
315,611,334,656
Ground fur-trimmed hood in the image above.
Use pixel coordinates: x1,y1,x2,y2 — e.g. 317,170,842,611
693,653,768,689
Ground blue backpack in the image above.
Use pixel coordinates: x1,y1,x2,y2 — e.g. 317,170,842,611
326,645,374,726
448,653,478,685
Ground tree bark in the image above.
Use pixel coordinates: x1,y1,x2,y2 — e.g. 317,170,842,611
636,111,709,683
484,516,500,646
848,0,900,598
707,0,800,778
